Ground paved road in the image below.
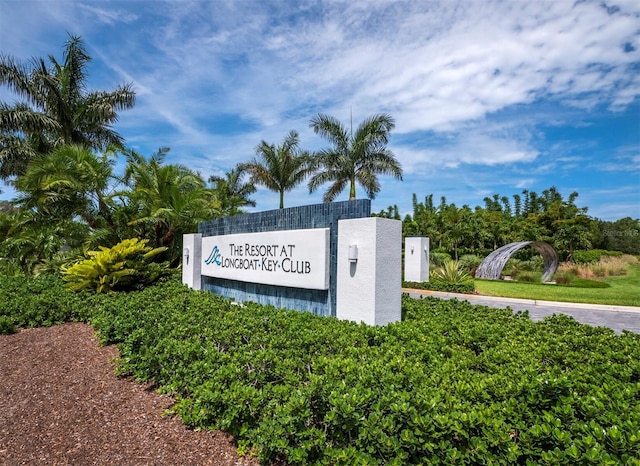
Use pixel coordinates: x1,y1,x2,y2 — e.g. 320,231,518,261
403,289,640,334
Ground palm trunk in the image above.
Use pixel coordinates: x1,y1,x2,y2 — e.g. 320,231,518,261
279,191,284,209
349,179,356,200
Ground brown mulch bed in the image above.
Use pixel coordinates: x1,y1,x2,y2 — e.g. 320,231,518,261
0,323,261,466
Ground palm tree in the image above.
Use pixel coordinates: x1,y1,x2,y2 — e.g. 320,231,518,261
208,166,256,216
0,34,135,178
240,130,313,209
118,148,220,261
13,144,116,230
308,112,402,202
0,208,89,275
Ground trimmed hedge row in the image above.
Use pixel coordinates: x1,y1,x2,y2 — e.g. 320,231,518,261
1,276,639,465
403,279,475,294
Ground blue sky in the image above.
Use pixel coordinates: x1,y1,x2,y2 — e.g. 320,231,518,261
1,0,638,220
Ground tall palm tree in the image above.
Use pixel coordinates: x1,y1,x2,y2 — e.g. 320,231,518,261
308,112,402,202
240,130,313,209
208,166,256,216
0,34,135,178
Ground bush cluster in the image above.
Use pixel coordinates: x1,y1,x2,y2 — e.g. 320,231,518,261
2,276,639,464
63,238,170,293
573,249,622,264
0,275,91,334
403,279,475,294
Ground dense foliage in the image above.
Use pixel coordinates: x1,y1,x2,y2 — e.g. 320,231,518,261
308,113,403,202
377,189,640,259
0,34,135,178
1,276,638,465
62,238,169,293
572,249,622,264
0,275,90,333
403,279,475,294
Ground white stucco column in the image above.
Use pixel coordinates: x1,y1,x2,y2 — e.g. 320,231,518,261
336,217,402,325
182,233,202,290
404,237,430,282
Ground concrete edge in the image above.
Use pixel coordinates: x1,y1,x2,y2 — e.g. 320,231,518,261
401,288,640,314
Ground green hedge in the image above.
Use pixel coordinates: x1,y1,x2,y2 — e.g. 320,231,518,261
403,278,475,294
0,275,92,333
573,249,623,264
1,276,639,465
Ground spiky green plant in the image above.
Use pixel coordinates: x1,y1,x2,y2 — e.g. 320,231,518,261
431,259,471,284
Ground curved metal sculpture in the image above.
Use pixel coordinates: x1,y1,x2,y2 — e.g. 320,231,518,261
475,241,558,282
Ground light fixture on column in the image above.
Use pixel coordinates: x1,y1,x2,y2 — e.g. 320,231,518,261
348,244,358,262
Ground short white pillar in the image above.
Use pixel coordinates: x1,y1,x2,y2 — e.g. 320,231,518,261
336,217,402,325
182,233,202,290
404,237,429,282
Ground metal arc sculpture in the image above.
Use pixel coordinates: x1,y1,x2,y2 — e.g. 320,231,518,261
475,241,559,282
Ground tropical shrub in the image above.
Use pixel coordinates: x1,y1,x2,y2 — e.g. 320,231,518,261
0,315,16,334
429,251,451,268
505,256,545,279
458,254,483,272
431,259,471,283
0,259,23,277
88,284,640,465
513,270,542,282
63,238,170,293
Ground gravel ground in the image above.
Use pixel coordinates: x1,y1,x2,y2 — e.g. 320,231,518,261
0,323,261,466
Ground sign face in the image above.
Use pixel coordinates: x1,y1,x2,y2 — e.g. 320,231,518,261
201,228,330,290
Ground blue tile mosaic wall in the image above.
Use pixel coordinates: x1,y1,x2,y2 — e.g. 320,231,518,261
198,199,371,317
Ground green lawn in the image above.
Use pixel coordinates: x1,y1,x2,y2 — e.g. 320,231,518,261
474,263,640,307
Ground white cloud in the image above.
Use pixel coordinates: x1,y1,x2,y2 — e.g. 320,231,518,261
1,0,639,217
77,4,138,25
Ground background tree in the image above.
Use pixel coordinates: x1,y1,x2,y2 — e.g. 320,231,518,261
308,112,402,202
118,148,219,263
0,34,135,178
241,130,312,209
13,144,116,230
596,217,640,255
398,186,624,260
208,166,256,216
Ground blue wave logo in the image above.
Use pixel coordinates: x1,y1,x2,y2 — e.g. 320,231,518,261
204,245,222,266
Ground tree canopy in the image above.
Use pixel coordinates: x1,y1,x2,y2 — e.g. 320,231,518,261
0,34,135,178
241,130,313,209
308,113,403,202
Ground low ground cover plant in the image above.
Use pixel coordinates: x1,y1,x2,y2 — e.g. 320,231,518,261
0,275,90,333
2,275,639,464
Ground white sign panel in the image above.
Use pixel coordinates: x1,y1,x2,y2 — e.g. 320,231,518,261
201,228,330,290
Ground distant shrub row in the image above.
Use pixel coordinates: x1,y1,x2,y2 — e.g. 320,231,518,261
572,249,623,264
